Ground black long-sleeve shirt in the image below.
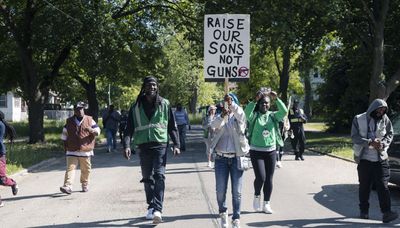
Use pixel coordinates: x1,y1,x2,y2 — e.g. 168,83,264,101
123,96,180,150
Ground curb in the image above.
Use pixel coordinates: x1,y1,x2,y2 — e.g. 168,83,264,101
10,157,61,178
306,148,355,163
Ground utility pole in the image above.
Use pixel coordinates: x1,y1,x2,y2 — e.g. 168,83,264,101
108,84,111,106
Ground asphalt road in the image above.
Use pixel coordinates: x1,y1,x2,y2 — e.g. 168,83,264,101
1,126,400,227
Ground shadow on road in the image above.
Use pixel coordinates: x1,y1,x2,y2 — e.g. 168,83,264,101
247,217,383,227
30,213,217,228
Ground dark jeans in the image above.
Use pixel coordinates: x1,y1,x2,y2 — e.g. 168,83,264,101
177,125,187,150
357,159,391,214
105,128,117,150
250,150,276,201
139,144,167,213
290,126,305,155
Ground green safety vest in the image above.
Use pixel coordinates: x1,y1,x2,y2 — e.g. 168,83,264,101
132,99,169,145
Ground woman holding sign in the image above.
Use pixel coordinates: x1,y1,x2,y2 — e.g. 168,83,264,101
210,93,247,228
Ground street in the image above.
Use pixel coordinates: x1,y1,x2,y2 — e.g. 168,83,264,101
1,126,399,227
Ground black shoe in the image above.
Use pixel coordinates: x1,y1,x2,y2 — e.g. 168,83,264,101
360,212,369,219
300,155,305,161
11,184,18,196
295,156,299,160
383,211,398,223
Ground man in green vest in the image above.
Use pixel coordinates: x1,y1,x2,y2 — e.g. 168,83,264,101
123,76,180,225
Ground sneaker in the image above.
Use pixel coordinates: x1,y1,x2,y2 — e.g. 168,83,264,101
360,212,369,219
60,186,72,194
153,211,162,224
253,195,262,211
263,201,273,214
11,184,18,196
208,161,213,168
82,185,89,192
383,211,398,223
276,161,283,168
145,208,154,220
220,212,228,228
232,219,240,228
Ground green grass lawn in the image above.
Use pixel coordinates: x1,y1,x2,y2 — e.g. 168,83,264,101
305,122,353,161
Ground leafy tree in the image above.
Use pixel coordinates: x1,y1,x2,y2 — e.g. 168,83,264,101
0,0,84,143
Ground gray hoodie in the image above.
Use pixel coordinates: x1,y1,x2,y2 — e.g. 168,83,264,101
351,99,393,163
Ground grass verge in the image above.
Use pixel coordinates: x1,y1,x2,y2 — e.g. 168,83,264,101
306,131,353,161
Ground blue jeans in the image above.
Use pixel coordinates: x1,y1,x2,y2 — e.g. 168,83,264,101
214,155,244,220
105,128,117,150
139,144,167,213
177,125,187,150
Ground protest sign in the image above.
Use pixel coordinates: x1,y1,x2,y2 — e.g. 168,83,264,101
204,14,250,82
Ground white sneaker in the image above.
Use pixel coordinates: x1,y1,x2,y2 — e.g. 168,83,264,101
232,219,240,228
276,161,283,168
153,211,162,224
263,201,273,214
253,195,262,211
145,208,154,220
220,212,229,228
208,161,213,168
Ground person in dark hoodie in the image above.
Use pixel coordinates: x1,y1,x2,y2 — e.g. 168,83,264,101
351,99,398,223
0,111,18,207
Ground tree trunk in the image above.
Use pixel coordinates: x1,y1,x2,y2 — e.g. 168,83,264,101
188,86,198,114
27,99,45,143
368,0,389,102
279,45,290,103
303,72,312,119
86,78,99,122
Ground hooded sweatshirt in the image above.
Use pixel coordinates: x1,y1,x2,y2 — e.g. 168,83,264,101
351,99,393,163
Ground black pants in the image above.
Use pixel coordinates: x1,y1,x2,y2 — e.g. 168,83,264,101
290,126,305,155
250,150,276,201
139,144,168,213
357,159,391,214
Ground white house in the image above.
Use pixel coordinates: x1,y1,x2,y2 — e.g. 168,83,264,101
309,68,325,100
0,92,28,122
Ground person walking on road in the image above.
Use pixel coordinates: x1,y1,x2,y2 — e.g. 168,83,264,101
102,104,121,153
118,109,128,144
174,103,190,151
244,90,288,214
276,117,290,168
288,100,307,160
0,111,18,207
210,93,247,228
202,105,217,168
123,76,180,225
60,102,100,194
351,98,398,223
